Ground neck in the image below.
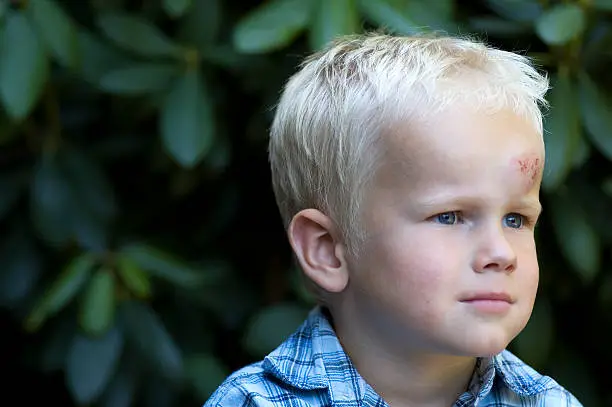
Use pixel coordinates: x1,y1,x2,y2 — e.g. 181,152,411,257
332,311,477,407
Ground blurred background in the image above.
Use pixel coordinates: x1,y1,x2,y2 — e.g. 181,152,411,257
0,0,611,405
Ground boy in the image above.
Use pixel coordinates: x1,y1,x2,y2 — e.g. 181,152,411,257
205,33,583,406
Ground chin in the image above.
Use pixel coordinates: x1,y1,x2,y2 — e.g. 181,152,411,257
448,329,514,358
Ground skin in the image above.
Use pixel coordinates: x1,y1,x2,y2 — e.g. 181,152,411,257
289,105,544,407
514,156,542,191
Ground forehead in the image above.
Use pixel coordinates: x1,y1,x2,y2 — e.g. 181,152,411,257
375,106,544,192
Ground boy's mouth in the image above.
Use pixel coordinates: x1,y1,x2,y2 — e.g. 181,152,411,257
459,292,513,303
459,292,514,314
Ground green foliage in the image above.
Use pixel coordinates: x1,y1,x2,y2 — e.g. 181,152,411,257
542,72,581,191
160,69,215,168
242,303,310,357
0,0,610,406
233,0,313,53
535,4,586,45
66,327,124,404
0,12,48,120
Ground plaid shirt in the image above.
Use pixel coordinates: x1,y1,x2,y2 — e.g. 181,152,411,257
205,307,583,406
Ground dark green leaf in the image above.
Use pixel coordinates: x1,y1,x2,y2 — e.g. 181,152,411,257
77,30,134,84
572,136,591,169
163,0,193,18
59,146,117,222
205,136,232,172
97,12,183,58
57,146,117,223
120,301,183,380
578,72,612,160
160,70,215,168
309,0,359,50
99,355,139,407
243,303,309,357
71,203,110,252
66,326,123,404
116,255,152,299
79,267,116,336
358,0,421,35
31,146,114,251
549,191,600,283
566,177,612,243
25,253,96,331
542,73,581,191
27,0,80,68
0,12,49,121
177,0,220,52
535,4,586,46
184,354,229,400
119,242,209,288
99,63,179,95
0,227,42,307
511,299,554,369
485,0,542,23
404,0,456,32
468,17,532,37
592,0,612,12
30,152,74,246
420,0,453,21
233,0,312,54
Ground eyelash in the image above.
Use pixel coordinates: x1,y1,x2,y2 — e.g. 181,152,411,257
431,211,535,229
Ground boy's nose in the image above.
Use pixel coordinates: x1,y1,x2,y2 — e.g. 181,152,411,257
471,227,517,274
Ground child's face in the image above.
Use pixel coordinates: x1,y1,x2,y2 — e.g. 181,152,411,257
344,105,543,357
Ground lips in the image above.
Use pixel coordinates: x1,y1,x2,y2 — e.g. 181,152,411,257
460,292,513,303
459,292,514,314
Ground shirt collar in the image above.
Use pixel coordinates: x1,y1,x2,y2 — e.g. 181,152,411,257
262,306,368,403
468,349,558,401
262,306,556,403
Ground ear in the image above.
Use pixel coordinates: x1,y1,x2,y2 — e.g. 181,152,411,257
288,209,349,293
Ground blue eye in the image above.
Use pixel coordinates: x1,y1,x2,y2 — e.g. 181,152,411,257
504,213,524,229
435,212,459,225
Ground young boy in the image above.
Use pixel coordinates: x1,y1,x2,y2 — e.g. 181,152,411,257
205,33,583,406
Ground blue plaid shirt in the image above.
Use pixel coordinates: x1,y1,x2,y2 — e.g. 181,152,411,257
205,307,582,406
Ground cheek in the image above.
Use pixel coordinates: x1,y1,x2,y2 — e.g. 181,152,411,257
514,237,539,282
363,229,461,306
520,256,540,295
513,240,540,307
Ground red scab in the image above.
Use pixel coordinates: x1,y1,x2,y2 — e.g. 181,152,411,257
514,156,542,190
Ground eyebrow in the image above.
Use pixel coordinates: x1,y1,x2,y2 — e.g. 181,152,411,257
417,193,543,214
515,197,543,215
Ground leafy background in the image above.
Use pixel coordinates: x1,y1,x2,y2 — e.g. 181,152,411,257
1,0,611,406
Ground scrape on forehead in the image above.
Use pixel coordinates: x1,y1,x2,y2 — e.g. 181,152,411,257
512,154,543,191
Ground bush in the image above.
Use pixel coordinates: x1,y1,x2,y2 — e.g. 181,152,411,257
0,0,611,406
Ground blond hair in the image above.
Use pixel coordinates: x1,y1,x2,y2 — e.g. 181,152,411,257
269,32,549,255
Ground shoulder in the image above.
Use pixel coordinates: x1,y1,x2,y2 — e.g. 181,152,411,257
536,387,584,406
203,307,345,406
492,350,584,406
203,361,326,407
202,361,279,406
